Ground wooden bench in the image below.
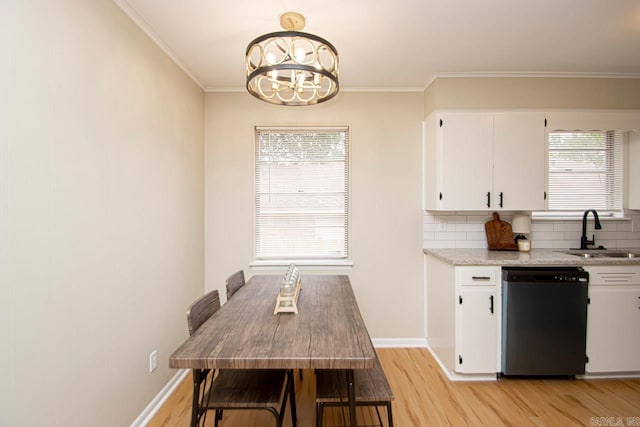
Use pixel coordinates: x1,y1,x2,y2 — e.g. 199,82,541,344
315,356,394,426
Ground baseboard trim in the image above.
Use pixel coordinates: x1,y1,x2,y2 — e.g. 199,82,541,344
372,338,428,348
424,344,455,381
131,369,189,427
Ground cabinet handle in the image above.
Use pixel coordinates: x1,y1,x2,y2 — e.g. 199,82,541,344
439,192,443,200
472,276,491,280
486,192,491,208
490,295,494,314
499,192,503,208
544,191,547,200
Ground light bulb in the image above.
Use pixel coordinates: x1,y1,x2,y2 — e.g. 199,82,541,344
294,47,305,63
266,52,277,65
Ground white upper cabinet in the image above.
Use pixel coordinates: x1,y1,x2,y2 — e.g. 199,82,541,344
424,111,546,211
493,113,546,211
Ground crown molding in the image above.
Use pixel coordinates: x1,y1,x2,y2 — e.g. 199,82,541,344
204,86,424,93
424,72,640,91
113,0,204,90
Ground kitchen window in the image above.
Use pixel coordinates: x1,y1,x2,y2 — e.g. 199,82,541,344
253,126,350,265
545,130,623,216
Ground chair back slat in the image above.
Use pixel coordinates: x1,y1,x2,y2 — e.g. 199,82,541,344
186,290,221,336
225,270,245,300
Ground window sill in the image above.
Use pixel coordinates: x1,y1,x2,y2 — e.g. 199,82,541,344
531,212,629,221
250,259,354,270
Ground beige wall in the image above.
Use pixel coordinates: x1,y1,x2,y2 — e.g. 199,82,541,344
1,2,204,426
424,77,640,115
205,92,424,339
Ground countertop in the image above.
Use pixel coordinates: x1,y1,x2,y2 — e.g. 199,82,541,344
424,248,640,266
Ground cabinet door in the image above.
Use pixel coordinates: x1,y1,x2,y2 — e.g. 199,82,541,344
493,113,546,211
586,287,640,373
456,289,498,373
439,113,494,210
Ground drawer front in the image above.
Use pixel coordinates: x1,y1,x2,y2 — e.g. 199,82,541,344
584,266,640,286
456,266,500,286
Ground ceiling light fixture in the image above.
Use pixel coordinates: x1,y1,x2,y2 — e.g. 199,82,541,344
245,12,339,106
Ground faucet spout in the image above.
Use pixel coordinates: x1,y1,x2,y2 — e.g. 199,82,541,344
580,209,602,249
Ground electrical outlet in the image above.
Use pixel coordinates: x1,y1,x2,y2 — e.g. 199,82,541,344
149,350,158,373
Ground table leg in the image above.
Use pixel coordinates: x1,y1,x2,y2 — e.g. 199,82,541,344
346,369,356,427
288,369,298,427
190,369,202,427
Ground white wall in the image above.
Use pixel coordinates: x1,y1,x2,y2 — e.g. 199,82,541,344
1,2,204,426
205,92,424,339
424,77,640,115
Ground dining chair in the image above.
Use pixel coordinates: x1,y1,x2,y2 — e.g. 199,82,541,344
186,290,294,427
315,355,394,427
225,270,245,300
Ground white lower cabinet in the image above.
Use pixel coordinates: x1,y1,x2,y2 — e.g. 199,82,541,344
426,258,640,379
455,267,500,374
425,257,501,378
584,266,640,373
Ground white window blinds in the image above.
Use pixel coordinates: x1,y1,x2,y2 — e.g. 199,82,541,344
547,131,622,213
255,126,349,260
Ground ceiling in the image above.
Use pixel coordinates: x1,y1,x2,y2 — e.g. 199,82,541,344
115,0,640,92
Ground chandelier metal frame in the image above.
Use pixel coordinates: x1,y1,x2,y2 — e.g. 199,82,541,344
245,13,340,106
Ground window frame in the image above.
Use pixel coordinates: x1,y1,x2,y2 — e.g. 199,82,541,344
533,129,625,219
251,125,352,268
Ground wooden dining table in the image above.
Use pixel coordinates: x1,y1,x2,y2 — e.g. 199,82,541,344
169,274,377,427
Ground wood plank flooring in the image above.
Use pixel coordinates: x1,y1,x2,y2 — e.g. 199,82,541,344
148,348,640,426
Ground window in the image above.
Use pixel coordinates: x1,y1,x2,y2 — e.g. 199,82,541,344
254,126,350,263
546,131,622,215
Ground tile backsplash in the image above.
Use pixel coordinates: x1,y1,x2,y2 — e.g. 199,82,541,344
423,210,640,250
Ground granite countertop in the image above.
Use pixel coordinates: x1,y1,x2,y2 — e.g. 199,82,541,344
424,248,640,266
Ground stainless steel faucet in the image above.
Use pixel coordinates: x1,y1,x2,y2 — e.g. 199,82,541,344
580,209,602,249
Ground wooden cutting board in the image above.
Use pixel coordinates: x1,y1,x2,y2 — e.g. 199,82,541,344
485,212,518,250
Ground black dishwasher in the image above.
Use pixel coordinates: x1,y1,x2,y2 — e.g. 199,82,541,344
501,267,589,376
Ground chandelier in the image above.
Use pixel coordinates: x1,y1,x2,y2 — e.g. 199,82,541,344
245,12,339,106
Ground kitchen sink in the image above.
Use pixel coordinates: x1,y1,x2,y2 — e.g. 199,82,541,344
561,250,639,259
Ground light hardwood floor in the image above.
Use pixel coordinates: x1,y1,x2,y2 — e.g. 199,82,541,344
148,348,640,426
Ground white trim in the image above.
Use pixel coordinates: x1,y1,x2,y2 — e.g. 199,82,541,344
423,72,640,91
340,87,423,93
250,260,354,269
205,86,424,93
579,372,640,380
130,369,189,427
371,338,427,348
425,345,498,381
207,73,640,94
432,71,640,80
425,344,455,381
112,0,204,90
423,74,438,91
205,87,246,93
